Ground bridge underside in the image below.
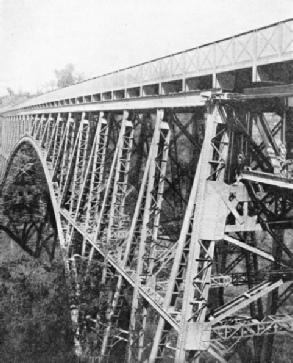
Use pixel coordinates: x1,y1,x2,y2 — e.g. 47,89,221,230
1,18,293,363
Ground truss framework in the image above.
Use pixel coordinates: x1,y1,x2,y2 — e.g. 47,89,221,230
1,89,293,363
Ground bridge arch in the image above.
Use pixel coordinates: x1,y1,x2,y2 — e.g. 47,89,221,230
0,135,66,253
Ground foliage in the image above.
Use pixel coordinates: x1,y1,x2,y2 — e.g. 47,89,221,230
0,63,84,108
36,80,58,95
0,88,33,108
0,251,77,362
55,63,84,88
66,259,131,362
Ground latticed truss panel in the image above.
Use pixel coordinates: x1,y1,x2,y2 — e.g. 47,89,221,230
3,20,293,115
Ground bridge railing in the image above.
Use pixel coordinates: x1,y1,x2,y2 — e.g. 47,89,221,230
2,18,293,114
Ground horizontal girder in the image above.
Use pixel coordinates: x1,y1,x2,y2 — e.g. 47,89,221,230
1,18,292,115
2,91,206,115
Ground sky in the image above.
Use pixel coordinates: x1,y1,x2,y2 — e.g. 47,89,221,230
0,0,292,96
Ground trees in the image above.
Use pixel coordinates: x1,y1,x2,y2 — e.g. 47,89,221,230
0,251,77,362
0,63,84,108
55,63,84,88
0,88,32,108
0,63,84,109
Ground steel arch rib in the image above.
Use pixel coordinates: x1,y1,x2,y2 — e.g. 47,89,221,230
0,135,66,252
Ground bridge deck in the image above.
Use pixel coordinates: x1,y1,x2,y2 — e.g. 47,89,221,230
2,18,293,114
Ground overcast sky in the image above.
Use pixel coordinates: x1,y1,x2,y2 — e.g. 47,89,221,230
0,0,292,96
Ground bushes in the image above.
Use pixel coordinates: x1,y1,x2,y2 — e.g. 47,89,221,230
0,252,77,362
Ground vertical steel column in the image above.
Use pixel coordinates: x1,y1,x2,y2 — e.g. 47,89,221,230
43,114,55,151
19,115,23,137
27,114,34,135
1,117,4,153
105,111,133,258
52,113,77,179
176,104,224,361
11,116,15,146
3,117,7,154
13,115,16,149
99,111,134,358
6,116,9,154
149,154,202,362
16,115,21,140
93,115,125,248
16,115,19,143
63,114,90,248
100,111,131,281
10,116,14,146
31,114,40,138
59,115,87,203
128,109,169,362
16,115,20,143
10,116,14,150
7,116,11,154
45,114,60,163
5,116,8,153
51,113,66,171
83,113,108,238
35,114,45,141
80,114,108,260
9,115,12,150
99,113,158,361
58,113,77,193
39,114,51,148
68,113,90,218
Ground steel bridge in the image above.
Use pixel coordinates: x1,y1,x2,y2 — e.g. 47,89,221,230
1,18,293,362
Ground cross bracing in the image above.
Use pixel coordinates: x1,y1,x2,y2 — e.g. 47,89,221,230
1,19,293,363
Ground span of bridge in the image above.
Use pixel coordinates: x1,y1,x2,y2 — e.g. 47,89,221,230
1,18,293,362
